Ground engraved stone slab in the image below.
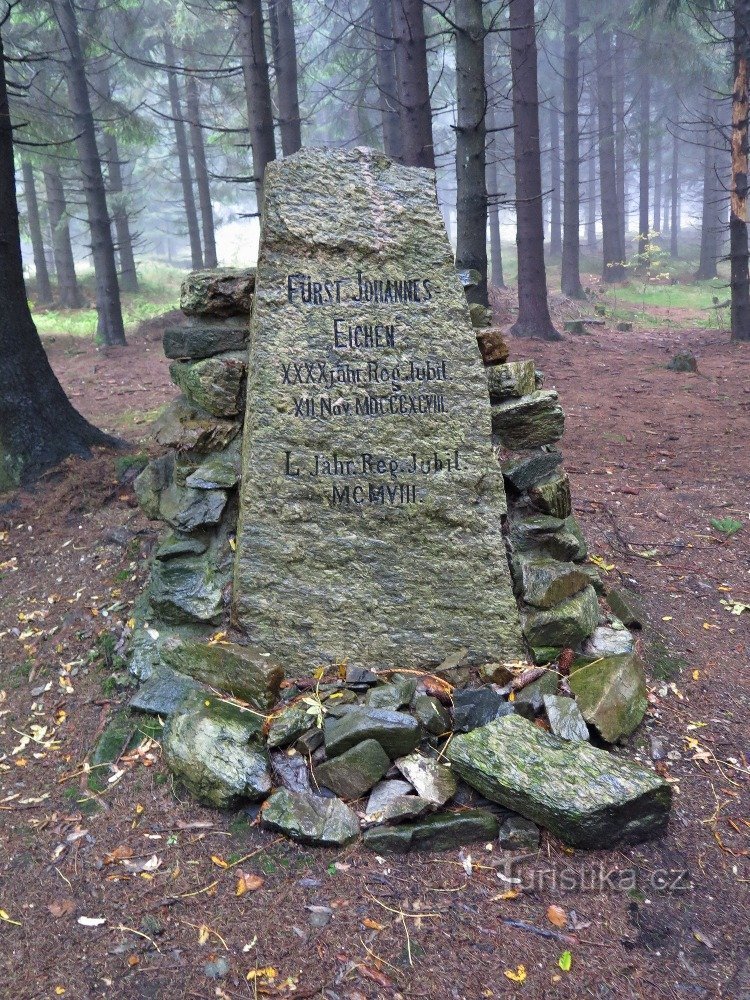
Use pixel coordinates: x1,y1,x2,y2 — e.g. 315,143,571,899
233,147,523,672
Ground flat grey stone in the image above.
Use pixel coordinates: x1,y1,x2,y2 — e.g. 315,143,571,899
129,665,202,716
261,789,360,846
447,715,671,849
501,449,563,492
185,460,240,490
163,324,249,360
158,482,228,532
491,391,565,450
569,653,648,743
155,533,208,560
161,638,283,710
509,513,587,562
324,707,421,759
498,815,540,851
232,147,524,674
362,809,499,853
606,588,646,629
364,675,417,710
180,268,255,317
543,694,590,742
486,360,536,400
314,739,390,800
149,556,223,624
267,703,316,749
365,779,414,814
270,751,312,793
514,556,589,610
514,671,558,715
413,694,451,735
452,688,514,733
521,585,600,659
582,626,635,658
394,753,457,805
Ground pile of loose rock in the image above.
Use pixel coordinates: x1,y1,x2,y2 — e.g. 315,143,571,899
152,652,671,851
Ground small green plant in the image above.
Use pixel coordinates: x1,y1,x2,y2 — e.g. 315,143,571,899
301,677,328,728
710,517,743,537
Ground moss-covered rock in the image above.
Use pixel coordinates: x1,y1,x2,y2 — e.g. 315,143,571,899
446,715,671,848
486,360,537,400
163,321,249,360
501,449,562,492
606,588,646,628
492,391,565,450
169,353,246,417
509,513,587,562
158,482,228,532
324,707,422,759
260,789,360,846
568,653,648,743
522,584,600,655
180,268,255,317
161,637,283,710
528,472,572,519
362,809,499,853
154,399,241,454
514,556,589,610
314,739,391,799
149,555,223,624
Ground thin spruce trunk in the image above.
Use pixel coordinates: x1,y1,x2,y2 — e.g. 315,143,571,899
696,94,719,281
595,25,625,281
561,0,584,298
267,0,302,155
670,126,679,258
486,93,505,288
509,0,560,340
42,162,82,308
548,102,562,257
638,64,651,259
454,0,488,306
730,0,750,340
99,71,138,292
185,72,218,268
236,0,277,205
0,20,115,490
372,0,402,159
52,0,125,345
586,118,597,248
391,0,434,168
21,161,53,305
163,36,203,269
653,128,662,234
614,30,626,256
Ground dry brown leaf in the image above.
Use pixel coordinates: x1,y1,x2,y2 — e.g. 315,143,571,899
362,917,384,931
547,904,568,928
48,899,76,918
236,873,265,896
358,964,393,989
103,845,133,864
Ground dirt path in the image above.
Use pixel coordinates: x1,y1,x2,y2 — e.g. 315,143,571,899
0,321,748,1000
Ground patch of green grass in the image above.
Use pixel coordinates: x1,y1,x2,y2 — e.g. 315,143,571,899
710,517,744,537
32,261,183,340
114,453,149,479
647,637,688,682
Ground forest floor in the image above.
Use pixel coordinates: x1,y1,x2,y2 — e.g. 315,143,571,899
0,292,749,1000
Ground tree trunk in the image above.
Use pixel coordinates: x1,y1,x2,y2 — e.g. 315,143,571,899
595,25,625,281
267,0,302,155
638,63,651,259
653,128,662,234
730,0,750,340
373,0,402,160
509,0,560,340
391,0,434,168
236,0,277,205
0,23,114,490
486,93,505,289
586,118,597,248
614,31,626,257
185,73,218,268
454,0,488,306
52,0,125,345
163,37,203,270
21,161,53,305
98,71,138,293
548,103,562,257
696,95,719,281
42,162,82,309
561,0,584,298
670,127,679,258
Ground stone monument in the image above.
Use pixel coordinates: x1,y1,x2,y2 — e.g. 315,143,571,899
233,147,524,672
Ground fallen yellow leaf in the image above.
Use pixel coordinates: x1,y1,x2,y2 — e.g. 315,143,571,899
247,967,278,982
236,873,264,896
211,855,229,869
362,917,384,930
547,904,567,929
504,965,526,984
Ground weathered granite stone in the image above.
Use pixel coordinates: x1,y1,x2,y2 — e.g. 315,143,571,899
267,703,316,749
134,453,175,519
169,353,246,417
129,665,203,716
606,588,646,628
324,707,422,759
270,751,312,793
232,148,523,673
346,665,378,688
543,694,590,741
185,459,240,490
364,675,417,710
413,694,451,735
497,815,540,851
363,809,499,852
365,779,414,813
509,513,588,562
469,303,493,328
581,625,635,658
395,753,457,805
163,322,250,360
154,399,241,454
579,564,605,595
163,700,271,808
155,533,208,560
314,739,390,799
453,688,514,732
521,585,600,657
149,556,223,624
478,662,514,686
568,653,648,743
513,670,558,714
501,449,563,492
514,556,589,610
260,789,359,846
528,472,572,519
180,268,256,317
447,716,671,848
492,391,565,450
362,794,432,827
475,327,510,365
158,482,228,532
161,637,283,710
487,360,537,400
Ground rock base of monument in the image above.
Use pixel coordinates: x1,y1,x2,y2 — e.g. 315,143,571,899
114,264,671,852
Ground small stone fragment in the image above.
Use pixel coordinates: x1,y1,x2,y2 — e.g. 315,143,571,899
363,809,499,853
163,322,249,361
270,751,312,794
521,585,600,658
492,390,565,450
478,662,515,686
501,449,563,492
134,453,174,519
324,708,422,759
185,460,239,490
163,701,271,808
514,556,589,610
267,703,316,749
581,626,635,658
155,532,208,560
513,671,558,714
129,665,203,717
543,694,590,742
149,556,223,624
395,753,457,805
345,665,378,688
452,688,514,732
528,472,572,519
413,694,451,735
180,267,255,317
606,588,646,628
169,353,246,417
447,715,671,848
261,789,359,847
366,779,414,814
314,739,391,800
364,675,417,710
666,351,698,373
158,482,228,532
568,653,648,743
497,815,540,851
487,360,537,400
476,327,510,365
